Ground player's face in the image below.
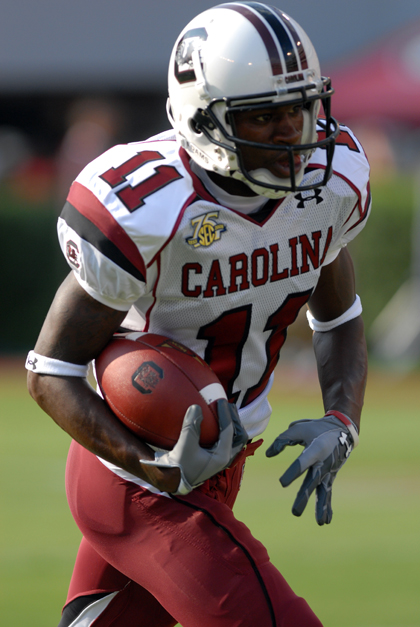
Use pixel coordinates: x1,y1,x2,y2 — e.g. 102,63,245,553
233,103,304,178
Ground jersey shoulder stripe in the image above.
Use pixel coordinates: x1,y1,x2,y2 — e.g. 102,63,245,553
310,122,370,192
344,180,371,234
63,182,146,282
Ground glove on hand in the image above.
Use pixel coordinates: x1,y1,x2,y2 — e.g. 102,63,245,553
266,412,359,525
141,399,248,495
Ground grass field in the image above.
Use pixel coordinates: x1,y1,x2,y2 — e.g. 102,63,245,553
1,357,419,627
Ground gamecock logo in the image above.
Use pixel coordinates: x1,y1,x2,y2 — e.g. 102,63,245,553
66,240,81,268
131,361,163,394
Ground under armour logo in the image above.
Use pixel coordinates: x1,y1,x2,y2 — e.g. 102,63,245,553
295,190,323,208
339,431,353,458
26,357,38,371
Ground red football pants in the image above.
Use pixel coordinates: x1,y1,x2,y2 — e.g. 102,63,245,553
64,440,323,626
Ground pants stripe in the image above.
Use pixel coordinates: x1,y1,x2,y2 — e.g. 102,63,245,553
171,495,277,627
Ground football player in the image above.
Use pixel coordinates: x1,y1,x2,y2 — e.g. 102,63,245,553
26,3,369,626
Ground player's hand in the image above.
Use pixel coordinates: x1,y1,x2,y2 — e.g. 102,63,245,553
141,399,248,495
266,413,359,525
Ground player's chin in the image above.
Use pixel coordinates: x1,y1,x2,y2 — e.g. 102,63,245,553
270,159,302,179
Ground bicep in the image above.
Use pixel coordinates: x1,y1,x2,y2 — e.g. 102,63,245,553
33,272,127,364
308,247,356,322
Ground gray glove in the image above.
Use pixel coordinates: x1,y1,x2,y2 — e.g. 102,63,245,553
266,412,359,525
141,399,248,495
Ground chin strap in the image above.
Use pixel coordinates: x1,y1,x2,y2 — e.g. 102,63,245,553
231,169,291,199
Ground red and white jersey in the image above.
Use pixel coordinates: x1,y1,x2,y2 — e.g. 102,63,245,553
58,124,370,440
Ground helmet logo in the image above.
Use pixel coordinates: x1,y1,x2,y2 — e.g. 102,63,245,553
175,28,207,84
186,212,226,248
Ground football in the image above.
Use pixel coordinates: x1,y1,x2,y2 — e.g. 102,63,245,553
95,332,226,450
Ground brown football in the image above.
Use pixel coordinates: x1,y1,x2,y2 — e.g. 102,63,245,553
95,332,226,449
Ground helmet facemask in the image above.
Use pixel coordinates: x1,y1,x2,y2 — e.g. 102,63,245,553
188,81,338,198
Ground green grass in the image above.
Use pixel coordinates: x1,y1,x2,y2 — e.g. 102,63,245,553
235,369,420,626
0,364,82,624
1,360,419,626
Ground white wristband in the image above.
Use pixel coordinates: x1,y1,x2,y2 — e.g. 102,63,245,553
25,350,89,378
307,295,362,332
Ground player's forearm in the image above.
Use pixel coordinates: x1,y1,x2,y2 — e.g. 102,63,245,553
312,316,367,431
27,372,181,492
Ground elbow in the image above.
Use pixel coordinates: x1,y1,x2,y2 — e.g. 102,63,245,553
27,370,46,405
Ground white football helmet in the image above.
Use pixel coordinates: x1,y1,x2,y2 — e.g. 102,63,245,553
167,1,339,198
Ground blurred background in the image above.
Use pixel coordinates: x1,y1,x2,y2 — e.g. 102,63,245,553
1,2,420,626
1,0,420,368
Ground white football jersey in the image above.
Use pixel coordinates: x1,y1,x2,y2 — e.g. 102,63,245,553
58,124,370,441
